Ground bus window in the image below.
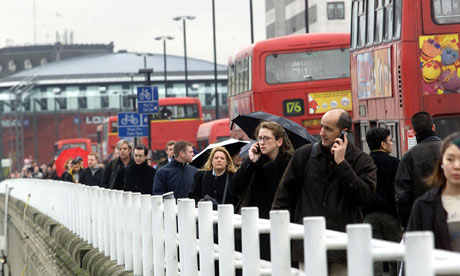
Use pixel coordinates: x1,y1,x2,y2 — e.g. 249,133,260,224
366,0,375,46
393,0,402,39
265,48,350,84
111,121,118,133
375,0,384,44
358,0,367,48
383,0,394,42
432,0,460,24
153,104,199,120
434,116,460,140
352,1,359,50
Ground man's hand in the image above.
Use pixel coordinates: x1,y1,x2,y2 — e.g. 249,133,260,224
248,143,262,163
331,133,348,164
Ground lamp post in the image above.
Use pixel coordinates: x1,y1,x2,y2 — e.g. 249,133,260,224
172,15,195,97
212,0,219,119
154,36,174,98
53,88,61,142
249,0,254,43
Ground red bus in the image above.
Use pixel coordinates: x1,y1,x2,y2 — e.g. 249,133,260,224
54,138,92,157
143,97,203,163
350,0,460,157
196,118,231,151
227,33,351,139
101,116,119,161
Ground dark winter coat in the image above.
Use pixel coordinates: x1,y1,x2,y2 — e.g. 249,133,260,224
100,157,134,190
231,154,291,219
61,169,82,183
407,187,451,250
153,159,197,198
395,135,442,228
124,161,156,194
272,142,376,262
80,167,103,186
189,170,235,205
363,151,399,216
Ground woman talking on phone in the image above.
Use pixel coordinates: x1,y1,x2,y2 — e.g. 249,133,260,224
230,121,294,260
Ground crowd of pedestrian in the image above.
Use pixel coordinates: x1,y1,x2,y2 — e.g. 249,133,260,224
7,108,460,276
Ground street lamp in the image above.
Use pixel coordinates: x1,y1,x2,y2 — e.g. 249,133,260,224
154,36,174,98
53,88,61,142
212,0,219,119
172,15,195,97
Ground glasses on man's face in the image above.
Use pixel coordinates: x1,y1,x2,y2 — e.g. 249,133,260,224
257,136,275,142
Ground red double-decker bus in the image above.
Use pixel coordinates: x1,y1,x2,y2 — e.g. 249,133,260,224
143,97,203,162
100,116,119,161
227,33,351,139
54,138,92,157
196,118,231,151
350,0,460,157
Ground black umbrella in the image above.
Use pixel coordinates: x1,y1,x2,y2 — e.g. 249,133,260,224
191,138,250,169
231,111,318,149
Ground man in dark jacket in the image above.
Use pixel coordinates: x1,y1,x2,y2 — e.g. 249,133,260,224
124,145,156,194
272,109,376,275
153,140,197,198
364,127,401,276
80,152,103,186
157,140,175,169
100,139,133,190
395,111,442,229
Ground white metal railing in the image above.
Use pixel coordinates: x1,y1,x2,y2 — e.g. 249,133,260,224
2,178,460,276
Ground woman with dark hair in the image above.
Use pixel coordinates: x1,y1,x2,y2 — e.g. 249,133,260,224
189,146,237,207
407,131,460,251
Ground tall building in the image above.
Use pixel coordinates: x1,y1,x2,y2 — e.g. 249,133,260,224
265,0,351,38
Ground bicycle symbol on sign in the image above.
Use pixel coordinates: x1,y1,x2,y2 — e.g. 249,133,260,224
139,88,152,101
120,114,139,125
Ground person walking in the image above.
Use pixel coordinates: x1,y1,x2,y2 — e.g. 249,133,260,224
100,139,133,190
80,152,103,186
407,131,460,252
363,127,401,276
157,140,176,169
189,146,237,207
125,145,156,194
62,159,82,183
395,111,442,229
230,121,294,261
272,109,376,275
153,140,197,198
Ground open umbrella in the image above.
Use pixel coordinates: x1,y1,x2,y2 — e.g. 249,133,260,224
231,111,318,149
55,147,90,177
191,138,250,169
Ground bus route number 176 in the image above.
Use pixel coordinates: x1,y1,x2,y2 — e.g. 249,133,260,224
283,99,304,117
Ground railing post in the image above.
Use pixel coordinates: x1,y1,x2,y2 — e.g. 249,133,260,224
347,224,373,276
91,186,98,248
304,217,327,276
405,232,434,276
97,188,105,252
218,204,236,276
164,198,178,276
109,189,117,260
141,195,153,276
103,189,111,256
123,192,133,270
132,193,143,275
241,207,260,276
270,210,291,276
85,186,92,244
115,191,125,265
178,199,198,276
198,201,215,276
152,196,165,276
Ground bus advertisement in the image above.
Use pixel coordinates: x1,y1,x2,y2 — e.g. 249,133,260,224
350,0,460,157
227,33,351,139
196,118,231,151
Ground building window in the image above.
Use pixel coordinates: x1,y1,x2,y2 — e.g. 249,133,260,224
8,60,16,72
327,2,345,20
39,98,47,111
101,95,109,108
40,58,48,65
78,97,87,109
24,59,33,70
56,98,67,110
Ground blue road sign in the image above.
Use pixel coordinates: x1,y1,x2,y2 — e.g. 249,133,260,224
117,112,149,137
137,86,159,114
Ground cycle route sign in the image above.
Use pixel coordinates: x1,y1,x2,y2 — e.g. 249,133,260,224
137,86,159,114
117,112,149,137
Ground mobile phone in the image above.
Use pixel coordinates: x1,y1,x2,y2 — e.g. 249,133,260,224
337,130,347,143
255,143,261,154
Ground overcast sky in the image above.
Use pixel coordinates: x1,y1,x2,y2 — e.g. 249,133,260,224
1,0,266,65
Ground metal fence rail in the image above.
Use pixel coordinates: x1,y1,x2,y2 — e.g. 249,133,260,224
2,178,460,276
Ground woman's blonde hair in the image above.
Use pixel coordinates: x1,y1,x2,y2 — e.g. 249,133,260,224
201,146,237,173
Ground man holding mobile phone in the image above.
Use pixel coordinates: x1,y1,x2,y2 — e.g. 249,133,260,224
272,109,376,276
